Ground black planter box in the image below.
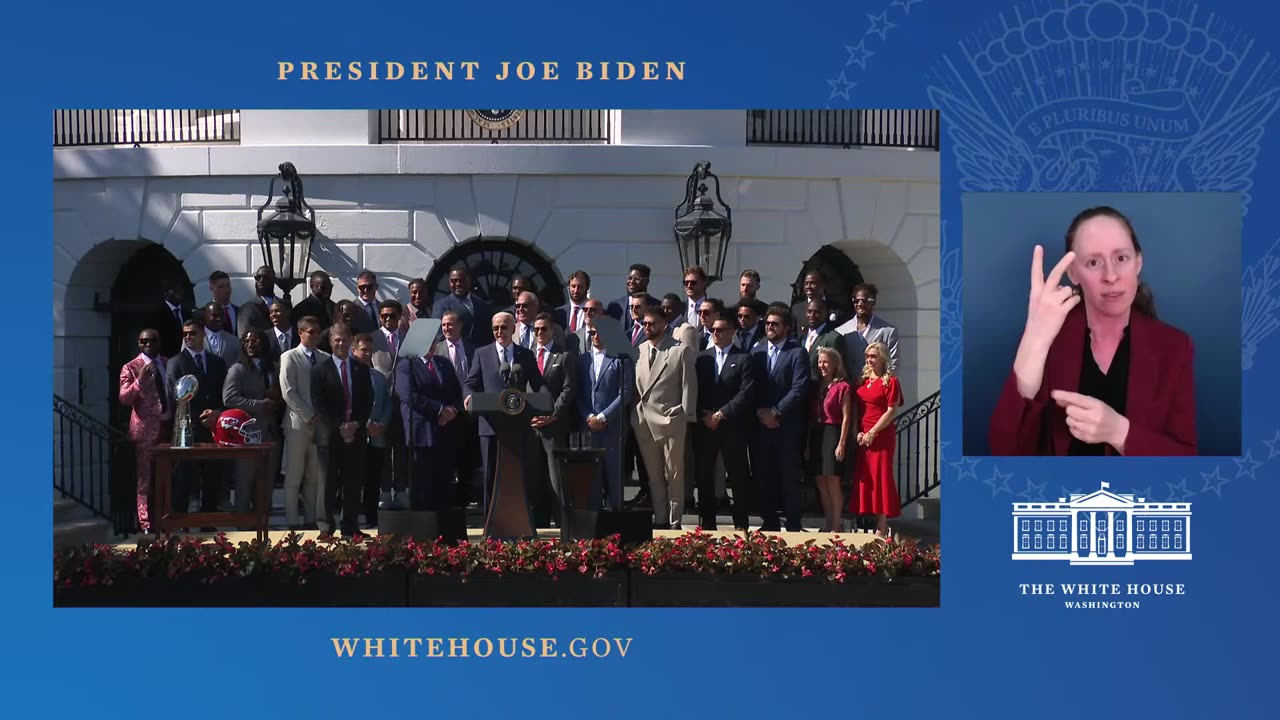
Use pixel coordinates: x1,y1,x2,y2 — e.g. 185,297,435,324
408,571,628,607
55,571,409,607
628,572,940,607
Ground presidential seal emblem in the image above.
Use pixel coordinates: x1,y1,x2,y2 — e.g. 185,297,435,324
467,110,525,130
926,0,1280,208
498,387,526,416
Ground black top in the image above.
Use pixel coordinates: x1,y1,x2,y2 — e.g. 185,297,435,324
1068,326,1131,456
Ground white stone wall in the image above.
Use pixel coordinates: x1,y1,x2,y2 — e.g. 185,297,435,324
54,144,939,421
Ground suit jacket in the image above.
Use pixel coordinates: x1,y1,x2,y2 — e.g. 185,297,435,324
750,338,811,428
312,354,374,446
119,355,168,443
532,343,577,439
238,296,276,337
555,302,591,335
836,314,900,374
514,321,566,350
395,354,463,447
669,320,701,351
372,327,406,356
279,346,329,433
222,359,281,442
734,323,764,353
989,305,1197,456
293,294,336,330
576,350,630,435
563,322,591,356
165,349,228,441
800,325,845,382
397,302,429,336
695,346,756,427
147,301,195,358
633,334,697,441
433,293,494,347
364,360,395,449
352,299,381,336
204,329,241,368
267,326,297,363
463,342,546,437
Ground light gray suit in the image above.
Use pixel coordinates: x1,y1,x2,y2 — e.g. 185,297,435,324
223,359,282,513
205,329,241,367
238,296,276,336
633,334,697,527
836,314,900,376
279,345,330,527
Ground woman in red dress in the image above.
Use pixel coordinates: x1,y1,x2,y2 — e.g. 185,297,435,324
850,340,902,537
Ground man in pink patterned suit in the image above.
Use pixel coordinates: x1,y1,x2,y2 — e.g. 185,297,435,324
118,328,172,533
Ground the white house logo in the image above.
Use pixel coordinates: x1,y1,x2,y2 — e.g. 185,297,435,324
926,0,1280,206
467,110,525,130
1012,481,1191,565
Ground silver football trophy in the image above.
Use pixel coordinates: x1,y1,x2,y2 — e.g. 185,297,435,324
171,374,200,448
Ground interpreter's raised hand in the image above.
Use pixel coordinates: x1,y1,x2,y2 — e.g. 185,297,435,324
1024,245,1080,346
1050,390,1130,452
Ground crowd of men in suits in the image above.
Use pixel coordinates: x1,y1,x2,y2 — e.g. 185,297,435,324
119,260,899,536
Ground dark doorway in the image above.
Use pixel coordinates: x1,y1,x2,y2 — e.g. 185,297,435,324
105,243,193,432
790,245,864,307
425,237,565,312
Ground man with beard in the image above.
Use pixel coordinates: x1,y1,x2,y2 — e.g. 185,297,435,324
238,265,278,336
433,266,494,347
750,306,811,532
119,328,171,533
293,270,336,332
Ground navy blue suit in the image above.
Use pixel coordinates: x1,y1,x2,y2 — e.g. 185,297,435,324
395,354,464,509
463,342,546,511
576,349,632,510
750,338,811,531
432,293,495,347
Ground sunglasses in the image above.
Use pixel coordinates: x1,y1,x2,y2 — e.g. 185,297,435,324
138,337,159,344
379,313,400,320
357,284,376,292
697,308,714,315
712,326,733,334
533,326,551,333
683,280,699,286
491,326,508,332
640,321,660,328
854,298,876,305
514,303,530,309
764,321,782,327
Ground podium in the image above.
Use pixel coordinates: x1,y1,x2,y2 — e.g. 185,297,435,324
554,448,653,545
471,387,552,539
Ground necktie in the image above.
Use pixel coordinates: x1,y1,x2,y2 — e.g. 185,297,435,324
224,305,236,336
632,324,642,344
192,353,204,375
308,352,316,367
425,356,439,381
648,347,657,369
569,306,580,332
504,346,512,366
279,331,290,350
716,350,724,378
388,331,397,355
522,326,531,347
454,344,466,377
341,360,351,420
768,346,777,373
154,361,168,411
538,347,547,374
173,307,182,326
367,302,377,325
806,331,816,351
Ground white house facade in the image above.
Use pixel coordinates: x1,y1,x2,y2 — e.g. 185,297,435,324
53,110,940,429
1012,482,1192,565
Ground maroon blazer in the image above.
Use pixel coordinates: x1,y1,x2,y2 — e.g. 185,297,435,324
989,305,1197,456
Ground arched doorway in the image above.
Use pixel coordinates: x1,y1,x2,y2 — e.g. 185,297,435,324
424,237,565,311
105,244,193,432
790,244,864,307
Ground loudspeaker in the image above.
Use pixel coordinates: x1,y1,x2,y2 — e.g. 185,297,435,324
562,509,653,545
378,508,468,544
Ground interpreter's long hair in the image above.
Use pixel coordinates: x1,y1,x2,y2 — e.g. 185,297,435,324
1063,206,1157,319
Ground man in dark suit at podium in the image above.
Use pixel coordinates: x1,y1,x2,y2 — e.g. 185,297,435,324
396,329,464,511
462,311,546,514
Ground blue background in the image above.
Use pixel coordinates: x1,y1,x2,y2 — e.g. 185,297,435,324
962,192,1242,456
13,0,1280,718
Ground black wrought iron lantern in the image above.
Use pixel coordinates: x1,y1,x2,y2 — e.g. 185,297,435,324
673,161,732,282
256,162,316,303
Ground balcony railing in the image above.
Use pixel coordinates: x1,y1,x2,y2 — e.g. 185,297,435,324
54,109,241,147
747,109,939,149
379,109,612,143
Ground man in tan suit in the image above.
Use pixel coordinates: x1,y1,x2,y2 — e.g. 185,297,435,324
633,306,697,529
279,315,330,530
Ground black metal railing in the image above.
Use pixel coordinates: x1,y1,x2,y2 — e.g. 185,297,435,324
54,394,134,535
747,109,940,149
379,110,612,143
54,109,241,147
895,390,941,508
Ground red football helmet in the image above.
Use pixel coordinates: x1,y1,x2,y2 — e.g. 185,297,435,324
213,409,262,446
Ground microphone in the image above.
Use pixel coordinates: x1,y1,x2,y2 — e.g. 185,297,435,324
509,363,524,388
499,361,511,388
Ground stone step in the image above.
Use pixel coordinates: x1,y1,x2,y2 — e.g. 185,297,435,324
54,497,84,524
917,497,940,522
54,518,114,548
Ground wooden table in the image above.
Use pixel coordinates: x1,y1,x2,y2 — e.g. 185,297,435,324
151,443,276,541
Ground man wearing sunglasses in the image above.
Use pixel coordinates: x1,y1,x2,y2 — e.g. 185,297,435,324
750,306,810,532
633,306,698,530
238,265,278,336
835,283,899,375
119,328,172,533
528,312,578,528
351,270,382,336
575,299,630,511
165,319,229,520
